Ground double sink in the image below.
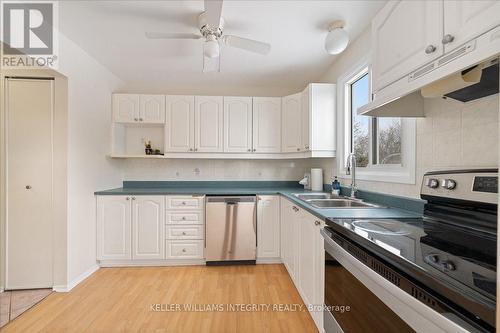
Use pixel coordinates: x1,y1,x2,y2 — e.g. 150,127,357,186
293,193,382,209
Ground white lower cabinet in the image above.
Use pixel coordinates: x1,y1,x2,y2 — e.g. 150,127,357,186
131,196,165,260
97,195,205,264
280,197,324,331
256,195,280,260
165,195,205,261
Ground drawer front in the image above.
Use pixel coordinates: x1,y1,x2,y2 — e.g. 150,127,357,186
166,240,204,259
167,196,204,210
166,211,203,225
166,225,204,240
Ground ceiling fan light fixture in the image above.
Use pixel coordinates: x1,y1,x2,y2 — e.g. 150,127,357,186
325,20,349,55
203,35,220,58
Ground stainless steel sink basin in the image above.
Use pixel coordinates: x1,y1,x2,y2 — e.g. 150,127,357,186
293,193,340,200
306,199,381,209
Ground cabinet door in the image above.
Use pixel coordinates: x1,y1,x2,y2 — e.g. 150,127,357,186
224,97,253,153
280,198,290,263
165,95,195,152
131,196,165,260
252,97,282,153
372,0,443,92
298,213,316,307
195,96,224,152
97,196,132,260
301,88,310,151
113,94,139,123
256,196,280,259
139,95,165,123
281,93,303,153
444,0,500,53
312,219,325,330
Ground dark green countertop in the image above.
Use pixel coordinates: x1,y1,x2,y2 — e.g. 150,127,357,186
95,181,423,220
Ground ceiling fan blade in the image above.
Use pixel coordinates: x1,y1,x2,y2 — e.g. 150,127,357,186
204,0,223,27
145,32,202,40
222,35,271,55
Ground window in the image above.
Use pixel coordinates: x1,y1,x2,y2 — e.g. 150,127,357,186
339,60,416,184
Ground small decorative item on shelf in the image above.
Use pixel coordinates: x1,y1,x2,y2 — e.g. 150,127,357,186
144,140,153,155
154,149,163,156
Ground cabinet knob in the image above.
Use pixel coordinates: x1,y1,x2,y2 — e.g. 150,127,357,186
134,118,138,121
182,216,186,220
126,197,130,200
315,220,321,226
296,148,300,151
194,148,198,152
252,149,256,152
132,197,136,200
247,149,251,152
305,145,309,150
25,185,32,189
139,118,143,121
442,34,454,44
182,232,187,235
182,248,187,253
181,201,186,205
189,148,194,151
425,45,436,54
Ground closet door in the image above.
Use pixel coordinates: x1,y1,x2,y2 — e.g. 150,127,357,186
6,78,54,289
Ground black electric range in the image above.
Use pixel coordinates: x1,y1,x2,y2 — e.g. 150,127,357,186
323,169,498,332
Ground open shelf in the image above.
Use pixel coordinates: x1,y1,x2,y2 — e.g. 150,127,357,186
111,123,165,157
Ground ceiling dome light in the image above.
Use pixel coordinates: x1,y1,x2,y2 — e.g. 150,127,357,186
203,35,220,58
325,20,349,55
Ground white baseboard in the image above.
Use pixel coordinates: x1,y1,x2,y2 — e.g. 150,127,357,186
98,259,206,267
256,257,283,264
53,264,99,292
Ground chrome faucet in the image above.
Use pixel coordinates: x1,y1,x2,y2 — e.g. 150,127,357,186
345,153,357,198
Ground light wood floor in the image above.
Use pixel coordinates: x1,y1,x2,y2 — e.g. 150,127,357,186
1,264,317,333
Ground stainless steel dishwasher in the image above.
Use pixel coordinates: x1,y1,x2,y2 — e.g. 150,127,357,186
205,196,256,265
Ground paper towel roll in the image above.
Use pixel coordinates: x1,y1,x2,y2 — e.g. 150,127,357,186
310,168,323,191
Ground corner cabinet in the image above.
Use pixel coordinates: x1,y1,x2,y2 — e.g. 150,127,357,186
256,195,281,261
372,0,444,92
280,197,324,331
97,196,164,261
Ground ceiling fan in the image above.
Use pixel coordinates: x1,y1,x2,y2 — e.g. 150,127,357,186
145,0,271,72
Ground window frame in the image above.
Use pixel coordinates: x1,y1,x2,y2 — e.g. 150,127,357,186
337,57,416,184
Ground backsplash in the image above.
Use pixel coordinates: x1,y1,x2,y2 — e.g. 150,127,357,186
118,158,314,181
320,94,499,198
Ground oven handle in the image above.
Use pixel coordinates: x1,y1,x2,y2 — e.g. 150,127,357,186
320,228,339,257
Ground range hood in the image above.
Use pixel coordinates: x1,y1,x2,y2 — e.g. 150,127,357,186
422,59,499,102
358,25,500,117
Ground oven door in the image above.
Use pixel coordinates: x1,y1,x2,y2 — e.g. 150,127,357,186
322,228,415,333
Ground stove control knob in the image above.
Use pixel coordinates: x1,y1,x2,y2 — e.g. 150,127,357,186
426,178,439,189
441,179,456,190
441,261,456,271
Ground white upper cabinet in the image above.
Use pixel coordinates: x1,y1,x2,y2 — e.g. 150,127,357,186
113,94,140,123
301,89,310,151
195,96,224,152
139,95,165,123
97,196,132,260
281,93,303,153
372,0,443,92
252,97,282,153
256,195,280,260
223,97,253,153
443,0,500,53
165,95,195,152
131,196,164,260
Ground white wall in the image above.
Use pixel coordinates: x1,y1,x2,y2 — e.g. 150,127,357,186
316,27,499,198
58,33,123,286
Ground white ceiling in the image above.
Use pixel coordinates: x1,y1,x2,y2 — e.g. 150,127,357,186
59,1,385,95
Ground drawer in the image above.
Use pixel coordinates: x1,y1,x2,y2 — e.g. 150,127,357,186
167,196,204,210
166,211,203,225
166,225,204,240
166,240,204,259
